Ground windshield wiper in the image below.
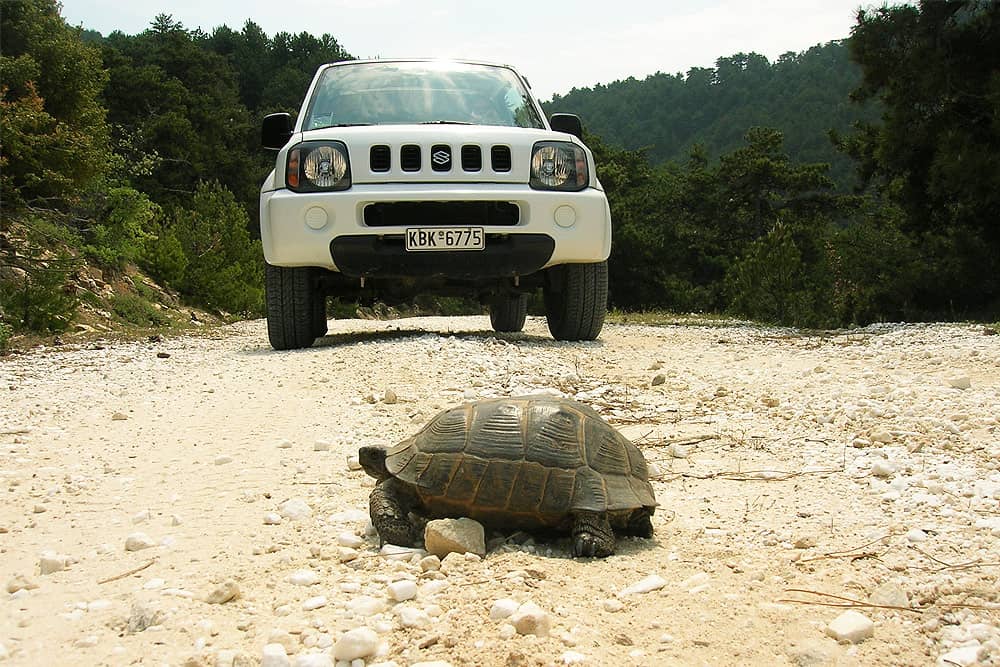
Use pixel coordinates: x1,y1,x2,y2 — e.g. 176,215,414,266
420,120,472,125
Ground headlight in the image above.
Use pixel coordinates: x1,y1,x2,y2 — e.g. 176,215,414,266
530,141,588,191
285,141,351,192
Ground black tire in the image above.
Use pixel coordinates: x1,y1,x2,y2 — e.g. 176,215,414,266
489,293,528,333
312,293,328,338
543,261,608,341
265,263,320,350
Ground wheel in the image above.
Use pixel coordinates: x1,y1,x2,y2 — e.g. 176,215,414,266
489,293,528,333
265,263,321,350
312,292,328,338
543,261,608,341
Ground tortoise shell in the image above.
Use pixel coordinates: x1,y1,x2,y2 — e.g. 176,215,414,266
384,395,657,531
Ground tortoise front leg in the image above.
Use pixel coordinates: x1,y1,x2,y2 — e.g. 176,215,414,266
369,478,418,547
572,511,615,557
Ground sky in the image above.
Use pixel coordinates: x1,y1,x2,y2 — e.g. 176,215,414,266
59,0,891,101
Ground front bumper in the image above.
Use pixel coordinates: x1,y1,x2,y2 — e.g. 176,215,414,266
259,182,612,274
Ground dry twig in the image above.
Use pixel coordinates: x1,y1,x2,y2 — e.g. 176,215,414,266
98,558,156,585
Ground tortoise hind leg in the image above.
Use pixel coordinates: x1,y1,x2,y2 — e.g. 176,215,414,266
369,478,418,547
572,511,615,557
622,508,654,538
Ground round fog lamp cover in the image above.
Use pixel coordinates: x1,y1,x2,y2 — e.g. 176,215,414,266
554,205,577,228
305,207,330,230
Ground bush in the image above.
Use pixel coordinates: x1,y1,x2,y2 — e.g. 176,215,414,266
0,321,12,352
110,293,169,327
82,186,159,273
0,254,79,332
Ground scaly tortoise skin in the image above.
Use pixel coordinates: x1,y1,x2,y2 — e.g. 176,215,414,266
359,395,657,557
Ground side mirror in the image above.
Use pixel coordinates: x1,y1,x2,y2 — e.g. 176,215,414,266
262,113,293,150
549,113,583,140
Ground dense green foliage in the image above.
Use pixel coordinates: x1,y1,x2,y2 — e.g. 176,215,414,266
1,0,997,340
545,42,879,191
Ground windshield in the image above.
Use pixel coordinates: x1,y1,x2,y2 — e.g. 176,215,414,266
303,61,545,130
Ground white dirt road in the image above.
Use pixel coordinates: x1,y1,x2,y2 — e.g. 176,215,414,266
1,316,998,666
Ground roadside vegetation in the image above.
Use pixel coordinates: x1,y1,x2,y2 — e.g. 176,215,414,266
1,0,997,352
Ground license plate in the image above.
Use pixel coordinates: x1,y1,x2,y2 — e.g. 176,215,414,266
405,227,484,252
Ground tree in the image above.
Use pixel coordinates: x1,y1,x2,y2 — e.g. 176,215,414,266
0,0,109,208
845,1,1000,318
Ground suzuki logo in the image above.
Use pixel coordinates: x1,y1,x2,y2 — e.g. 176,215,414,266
432,150,450,165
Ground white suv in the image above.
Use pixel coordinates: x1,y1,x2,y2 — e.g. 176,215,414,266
260,59,611,350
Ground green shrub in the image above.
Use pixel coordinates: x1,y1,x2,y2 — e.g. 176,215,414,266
110,293,169,327
0,254,79,332
0,321,12,352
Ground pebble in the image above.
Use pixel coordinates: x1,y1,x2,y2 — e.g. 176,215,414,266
261,643,290,667
508,601,551,637
314,440,332,452
561,652,587,665
294,654,334,667
947,376,972,390
337,531,364,548
38,552,71,575
490,599,519,620
383,389,398,404
825,610,874,644
602,599,625,612
396,606,431,629
651,374,666,386
346,455,362,471
6,575,38,593
263,512,283,525
277,439,293,449
937,644,981,666
423,518,485,558
872,460,897,478
333,627,379,661
302,596,328,611
419,555,441,572
869,582,908,608
124,532,156,551
618,574,667,596
112,412,128,421
205,579,240,604
278,498,312,521
387,580,418,602
906,528,929,543
288,570,320,586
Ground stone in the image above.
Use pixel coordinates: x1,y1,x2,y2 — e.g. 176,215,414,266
651,374,666,386
508,601,550,637
214,455,233,465
267,630,297,655
396,605,431,629
490,598,519,620
112,412,128,421
278,498,311,521
869,582,908,608
825,610,874,644
333,627,379,661
387,579,418,602
261,643,290,667
38,552,70,575
871,460,897,478
125,532,156,551
302,596,327,611
602,599,625,612
937,645,981,667
618,574,667,596
293,654,333,667
424,518,486,558
313,440,332,452
6,575,38,593
263,512,283,525
205,580,240,604
288,570,320,586
383,389,398,404
947,376,971,390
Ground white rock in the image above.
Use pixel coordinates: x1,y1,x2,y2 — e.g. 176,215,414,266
869,582,908,608
74,636,99,648
509,601,550,637
132,509,151,524
947,376,972,390
6,575,38,593
825,610,874,644
346,455,362,471
387,580,418,602
561,652,587,665
937,644,980,667
313,440,332,452
214,455,233,465
906,528,929,543
872,460,897,478
419,555,441,572
267,630,297,654
294,654,334,667
125,532,156,551
618,574,667,596
333,627,379,661
170,514,183,526
277,439,293,449
261,643,291,667
602,599,625,612
38,552,69,575
870,431,893,444
263,512,283,525
424,518,486,558
490,598,520,620
395,605,431,629
278,498,311,521
348,595,386,616
288,569,320,586
383,389,398,404
302,596,328,611
205,580,240,604
337,532,364,548
0,641,8,659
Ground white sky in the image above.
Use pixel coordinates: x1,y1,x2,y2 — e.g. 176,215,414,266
60,0,894,101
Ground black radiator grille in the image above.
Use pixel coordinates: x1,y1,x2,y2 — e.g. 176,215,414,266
491,145,512,172
461,145,482,172
370,145,391,172
400,144,421,171
367,144,513,173
363,201,520,227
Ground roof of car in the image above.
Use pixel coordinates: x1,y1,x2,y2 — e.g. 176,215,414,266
325,58,518,71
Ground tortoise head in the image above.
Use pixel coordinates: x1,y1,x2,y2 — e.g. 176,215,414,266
358,446,391,481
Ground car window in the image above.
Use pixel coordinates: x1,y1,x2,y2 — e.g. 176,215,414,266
303,61,545,130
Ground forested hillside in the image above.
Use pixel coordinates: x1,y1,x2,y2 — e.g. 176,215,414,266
1,0,998,352
544,42,878,190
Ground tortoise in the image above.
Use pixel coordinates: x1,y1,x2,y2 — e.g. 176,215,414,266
358,395,657,557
